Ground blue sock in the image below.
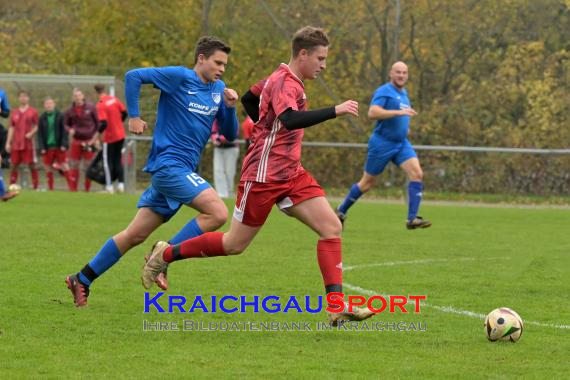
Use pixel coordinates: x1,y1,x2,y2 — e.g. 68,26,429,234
169,218,204,245
79,238,122,286
0,169,5,197
338,183,363,214
407,181,423,221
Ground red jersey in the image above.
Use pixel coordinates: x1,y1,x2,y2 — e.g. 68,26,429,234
240,64,307,183
96,95,126,143
250,78,267,97
64,102,99,141
10,106,38,151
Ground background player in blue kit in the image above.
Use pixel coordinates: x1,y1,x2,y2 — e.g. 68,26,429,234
65,36,239,307
336,61,431,230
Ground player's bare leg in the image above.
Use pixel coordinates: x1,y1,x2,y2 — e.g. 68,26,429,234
400,158,431,229
287,196,375,324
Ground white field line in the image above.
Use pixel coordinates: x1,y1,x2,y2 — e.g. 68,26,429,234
343,258,570,330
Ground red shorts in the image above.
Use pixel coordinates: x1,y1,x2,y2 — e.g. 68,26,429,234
68,140,96,161
233,171,326,227
42,148,68,166
11,149,36,165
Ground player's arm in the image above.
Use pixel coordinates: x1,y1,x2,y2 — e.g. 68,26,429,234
215,88,239,141
37,115,46,152
368,104,417,120
0,93,10,118
26,115,39,139
278,100,358,130
58,114,68,150
241,90,260,122
5,123,14,153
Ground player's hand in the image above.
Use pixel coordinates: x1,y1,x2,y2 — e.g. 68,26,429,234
25,132,33,139
5,142,11,153
335,100,359,117
223,88,238,108
41,149,46,154
60,146,67,152
69,129,75,137
399,107,417,117
128,117,147,135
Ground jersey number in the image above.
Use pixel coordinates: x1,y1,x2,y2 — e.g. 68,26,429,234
186,173,206,187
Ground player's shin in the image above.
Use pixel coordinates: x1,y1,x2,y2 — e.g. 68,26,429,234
317,238,343,309
78,238,122,286
163,232,227,263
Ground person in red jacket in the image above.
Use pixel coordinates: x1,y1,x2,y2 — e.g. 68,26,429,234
94,84,127,193
64,88,99,192
5,90,39,189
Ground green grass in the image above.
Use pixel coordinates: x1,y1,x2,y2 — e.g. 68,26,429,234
1,192,569,379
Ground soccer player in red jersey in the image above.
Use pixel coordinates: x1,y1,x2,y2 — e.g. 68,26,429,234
64,88,99,192
5,91,39,189
143,26,374,324
38,97,71,191
94,84,127,193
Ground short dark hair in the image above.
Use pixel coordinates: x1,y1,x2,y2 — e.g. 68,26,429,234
194,36,231,64
18,90,29,96
291,26,329,57
94,84,106,94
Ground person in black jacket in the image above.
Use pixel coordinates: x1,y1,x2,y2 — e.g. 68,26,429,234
37,97,71,191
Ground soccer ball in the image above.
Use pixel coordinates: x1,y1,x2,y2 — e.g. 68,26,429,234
8,184,21,194
484,307,524,342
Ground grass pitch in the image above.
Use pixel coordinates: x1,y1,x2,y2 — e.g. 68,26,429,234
1,192,568,379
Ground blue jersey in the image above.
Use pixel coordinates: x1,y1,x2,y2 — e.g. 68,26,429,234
370,83,411,142
0,88,10,115
125,66,237,173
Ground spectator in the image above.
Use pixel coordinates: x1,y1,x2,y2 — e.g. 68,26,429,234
64,88,99,192
94,84,127,193
38,97,72,191
241,114,254,152
211,119,239,198
5,90,39,189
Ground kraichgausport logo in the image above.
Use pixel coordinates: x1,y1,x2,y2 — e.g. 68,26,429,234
144,292,426,314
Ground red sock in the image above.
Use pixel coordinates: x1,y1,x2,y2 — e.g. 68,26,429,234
10,170,18,184
317,237,343,291
84,177,91,192
163,232,226,263
68,169,78,192
31,168,39,189
63,171,73,191
47,172,54,190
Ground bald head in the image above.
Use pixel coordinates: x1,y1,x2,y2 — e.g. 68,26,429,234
389,61,409,89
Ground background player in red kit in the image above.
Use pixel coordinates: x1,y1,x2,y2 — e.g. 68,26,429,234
5,91,39,189
64,88,99,192
94,84,127,193
143,26,374,324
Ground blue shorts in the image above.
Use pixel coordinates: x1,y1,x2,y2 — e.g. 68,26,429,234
137,166,211,221
364,134,417,176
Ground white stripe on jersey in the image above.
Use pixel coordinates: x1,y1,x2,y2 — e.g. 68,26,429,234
256,118,281,182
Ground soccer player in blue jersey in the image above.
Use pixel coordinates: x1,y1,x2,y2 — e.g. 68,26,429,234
0,88,17,201
65,36,239,307
336,62,431,230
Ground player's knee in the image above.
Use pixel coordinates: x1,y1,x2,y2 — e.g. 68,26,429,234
321,218,343,239
409,168,423,181
209,206,228,228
